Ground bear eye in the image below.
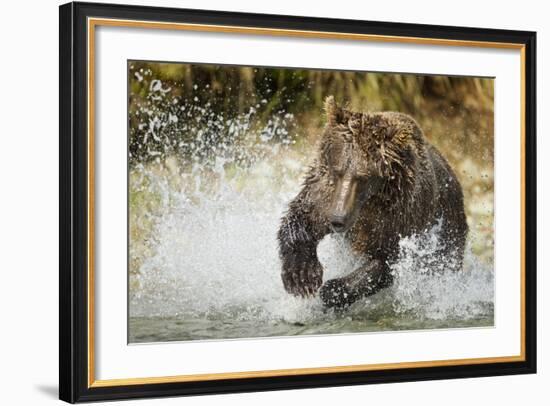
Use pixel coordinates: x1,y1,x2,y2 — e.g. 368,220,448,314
332,167,345,177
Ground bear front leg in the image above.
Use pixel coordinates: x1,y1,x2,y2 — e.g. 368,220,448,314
278,202,328,297
320,259,393,308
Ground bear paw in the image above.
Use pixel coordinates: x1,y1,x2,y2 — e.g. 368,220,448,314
320,278,359,309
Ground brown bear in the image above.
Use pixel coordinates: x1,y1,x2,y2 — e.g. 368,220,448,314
277,96,468,308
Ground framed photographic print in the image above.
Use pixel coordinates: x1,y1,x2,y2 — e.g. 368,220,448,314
59,1,537,403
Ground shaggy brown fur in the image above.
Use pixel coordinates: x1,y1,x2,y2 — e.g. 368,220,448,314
277,96,468,308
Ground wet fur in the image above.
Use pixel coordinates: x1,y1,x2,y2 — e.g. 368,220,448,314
277,96,468,308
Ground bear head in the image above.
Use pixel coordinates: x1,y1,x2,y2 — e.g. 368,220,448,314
320,96,425,232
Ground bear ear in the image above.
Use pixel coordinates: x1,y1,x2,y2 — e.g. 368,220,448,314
324,95,344,126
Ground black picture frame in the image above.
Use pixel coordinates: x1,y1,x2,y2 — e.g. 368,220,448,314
59,1,537,403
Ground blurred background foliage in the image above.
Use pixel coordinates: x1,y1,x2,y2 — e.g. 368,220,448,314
129,61,493,169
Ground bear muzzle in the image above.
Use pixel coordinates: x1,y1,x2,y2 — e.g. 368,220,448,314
329,175,358,233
